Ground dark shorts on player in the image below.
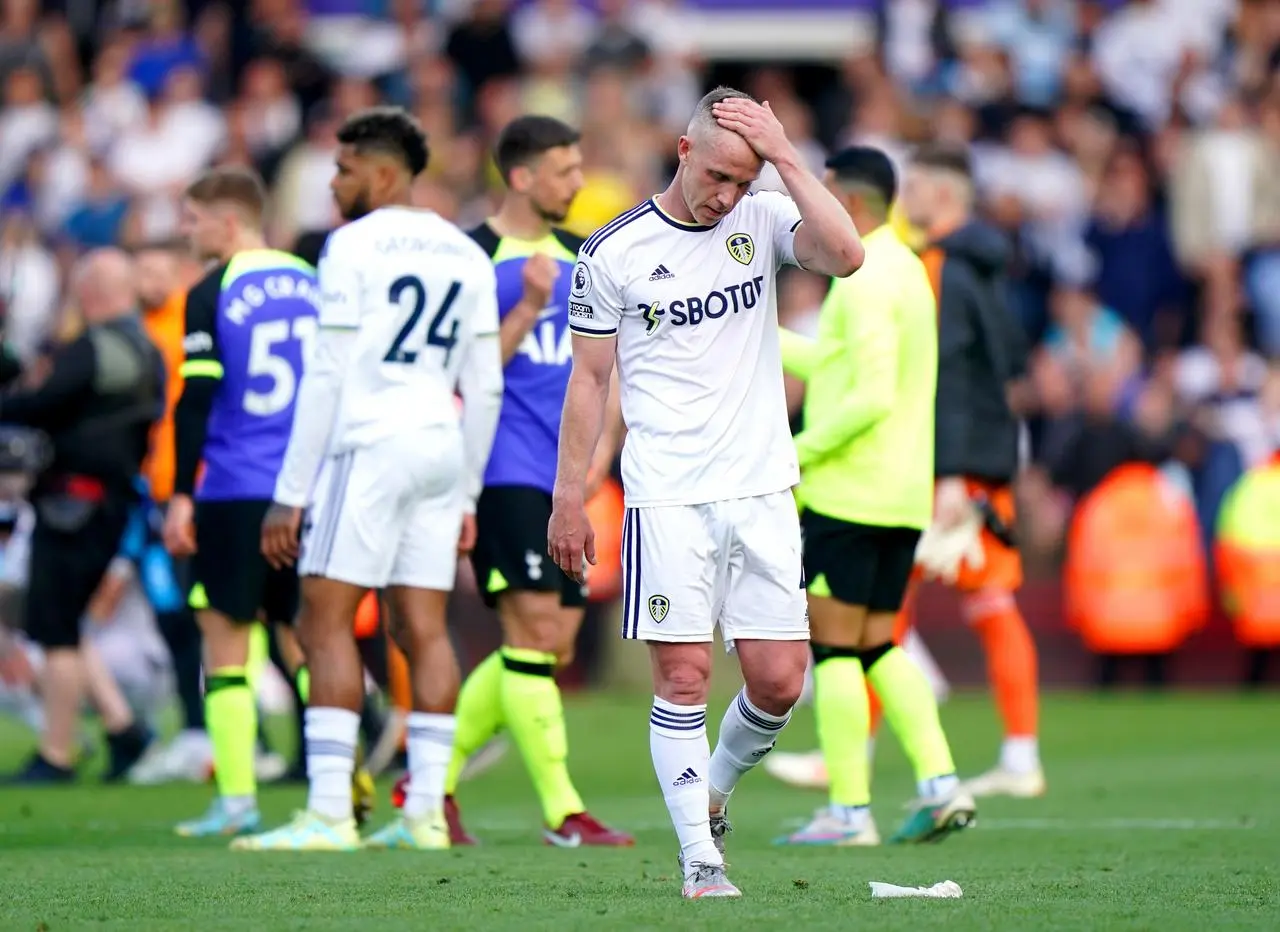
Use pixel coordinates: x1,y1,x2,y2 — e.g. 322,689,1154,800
25,499,130,649
192,499,298,625
801,509,921,613
471,485,587,610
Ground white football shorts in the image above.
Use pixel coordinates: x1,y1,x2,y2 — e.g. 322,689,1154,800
299,427,465,591
619,489,808,651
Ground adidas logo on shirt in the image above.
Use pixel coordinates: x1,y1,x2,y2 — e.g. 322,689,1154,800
649,264,675,281
672,767,702,787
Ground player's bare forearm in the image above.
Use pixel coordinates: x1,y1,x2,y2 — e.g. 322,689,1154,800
601,366,626,456
778,154,865,278
554,337,615,505
499,300,541,364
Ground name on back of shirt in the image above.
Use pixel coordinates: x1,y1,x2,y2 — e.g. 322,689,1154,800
225,274,319,326
375,235,474,258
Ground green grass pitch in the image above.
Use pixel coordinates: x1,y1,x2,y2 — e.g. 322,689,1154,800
1,691,1277,931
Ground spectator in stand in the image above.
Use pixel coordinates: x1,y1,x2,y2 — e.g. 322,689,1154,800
1084,142,1186,350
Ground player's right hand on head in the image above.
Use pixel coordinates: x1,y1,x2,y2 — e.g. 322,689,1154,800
547,496,596,584
162,494,197,558
521,252,560,310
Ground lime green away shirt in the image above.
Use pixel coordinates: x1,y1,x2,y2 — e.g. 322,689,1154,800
780,224,937,530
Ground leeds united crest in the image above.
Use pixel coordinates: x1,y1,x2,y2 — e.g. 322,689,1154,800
726,233,754,265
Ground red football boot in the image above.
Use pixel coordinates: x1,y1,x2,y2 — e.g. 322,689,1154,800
544,812,635,847
445,795,477,846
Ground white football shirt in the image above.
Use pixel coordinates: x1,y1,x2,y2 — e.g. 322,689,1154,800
569,191,804,507
317,207,499,450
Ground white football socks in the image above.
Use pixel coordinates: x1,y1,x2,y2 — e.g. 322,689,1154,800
708,688,791,808
1000,736,1040,774
305,706,360,821
404,712,456,820
649,697,720,875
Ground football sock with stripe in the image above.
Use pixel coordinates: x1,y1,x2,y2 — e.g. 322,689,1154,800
707,687,791,809
500,647,584,827
205,666,256,808
445,651,504,795
811,643,872,813
403,712,456,819
305,706,359,821
650,697,720,874
862,643,959,799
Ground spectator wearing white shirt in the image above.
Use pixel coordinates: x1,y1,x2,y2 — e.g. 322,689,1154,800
32,108,92,238
0,65,57,200
238,58,303,179
108,99,212,242
1170,93,1280,276
1176,311,1272,470
510,0,598,71
987,0,1078,108
80,40,148,156
1091,0,1226,129
269,103,341,249
0,212,59,365
982,107,1089,280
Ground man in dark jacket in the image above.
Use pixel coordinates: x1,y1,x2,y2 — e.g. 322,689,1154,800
0,248,165,783
898,143,1045,800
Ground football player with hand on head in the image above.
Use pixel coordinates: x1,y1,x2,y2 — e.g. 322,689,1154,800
548,87,863,898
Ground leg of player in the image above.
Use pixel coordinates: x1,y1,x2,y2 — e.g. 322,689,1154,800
649,640,743,898
274,612,376,827
439,648,501,843
131,559,211,785
775,584,880,847
362,584,458,851
961,587,1045,798
709,637,806,836
849,558,974,845
496,593,633,847
175,608,261,837
702,493,808,863
231,576,367,851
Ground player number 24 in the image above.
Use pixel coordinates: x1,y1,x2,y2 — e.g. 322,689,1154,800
245,316,316,417
385,275,461,365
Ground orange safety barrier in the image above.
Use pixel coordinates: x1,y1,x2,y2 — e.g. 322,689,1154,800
1063,464,1208,654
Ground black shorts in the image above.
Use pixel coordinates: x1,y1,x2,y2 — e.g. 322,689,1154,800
192,499,298,625
471,485,587,610
25,500,130,649
801,510,920,613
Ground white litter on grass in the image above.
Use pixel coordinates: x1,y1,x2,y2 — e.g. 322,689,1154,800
870,880,964,899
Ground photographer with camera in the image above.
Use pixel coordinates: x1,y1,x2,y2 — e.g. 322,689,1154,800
0,248,166,783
